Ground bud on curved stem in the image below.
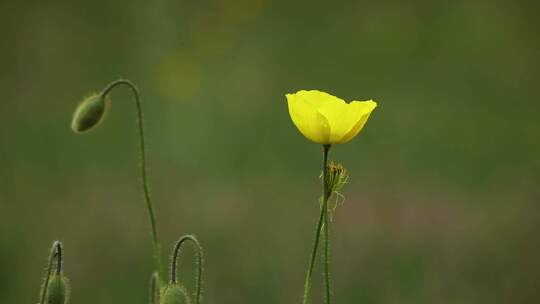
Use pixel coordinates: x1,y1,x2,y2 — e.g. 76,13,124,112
71,79,163,280
39,241,69,304
170,235,204,304
71,93,107,133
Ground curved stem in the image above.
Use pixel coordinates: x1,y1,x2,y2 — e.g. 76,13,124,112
100,79,162,280
170,235,204,304
39,241,63,304
302,144,331,304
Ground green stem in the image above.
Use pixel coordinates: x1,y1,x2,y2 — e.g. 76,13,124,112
323,191,331,304
39,241,63,304
101,79,162,280
302,144,331,304
150,272,160,304
170,235,204,304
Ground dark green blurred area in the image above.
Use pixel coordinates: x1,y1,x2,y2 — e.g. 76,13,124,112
1,0,539,303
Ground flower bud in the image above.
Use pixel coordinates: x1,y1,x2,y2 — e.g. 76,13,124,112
71,93,107,133
160,284,191,304
45,274,69,304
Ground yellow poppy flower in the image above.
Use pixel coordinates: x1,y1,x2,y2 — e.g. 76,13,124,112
286,90,377,144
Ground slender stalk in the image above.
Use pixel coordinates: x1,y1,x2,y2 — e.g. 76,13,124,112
170,235,204,304
302,144,331,304
39,241,63,304
100,79,162,280
323,188,331,304
150,272,160,304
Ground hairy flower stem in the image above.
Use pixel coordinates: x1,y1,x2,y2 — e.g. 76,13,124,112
39,241,63,304
101,79,162,280
170,235,204,304
302,144,331,304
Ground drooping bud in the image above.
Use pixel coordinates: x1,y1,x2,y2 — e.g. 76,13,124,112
71,93,107,133
45,274,69,304
160,284,191,304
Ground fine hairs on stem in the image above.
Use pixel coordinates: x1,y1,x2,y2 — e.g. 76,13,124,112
39,241,63,304
100,79,162,279
170,235,204,304
72,80,207,304
302,144,331,304
72,79,162,279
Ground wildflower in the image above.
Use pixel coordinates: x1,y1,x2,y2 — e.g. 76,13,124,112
286,90,376,144
288,89,378,304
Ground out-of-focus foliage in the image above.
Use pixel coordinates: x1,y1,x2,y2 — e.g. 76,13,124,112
0,0,538,303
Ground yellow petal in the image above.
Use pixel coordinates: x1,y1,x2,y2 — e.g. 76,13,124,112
294,90,339,109
286,93,330,144
338,100,377,143
315,94,359,143
294,90,347,143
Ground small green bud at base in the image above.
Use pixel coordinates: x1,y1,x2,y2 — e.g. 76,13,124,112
45,274,69,304
71,93,107,133
160,284,191,304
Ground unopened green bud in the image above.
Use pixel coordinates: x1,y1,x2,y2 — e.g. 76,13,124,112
45,274,69,304
71,93,107,133
160,284,191,304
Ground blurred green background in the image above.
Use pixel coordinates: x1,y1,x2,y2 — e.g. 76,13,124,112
1,0,539,303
